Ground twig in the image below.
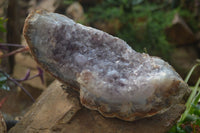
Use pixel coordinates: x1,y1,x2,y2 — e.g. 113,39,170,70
0,46,30,58
0,70,35,102
184,63,200,83
8,76,35,102
0,43,25,47
0,96,7,109
16,69,31,82
16,67,44,84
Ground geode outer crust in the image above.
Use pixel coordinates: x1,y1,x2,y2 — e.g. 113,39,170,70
23,10,190,121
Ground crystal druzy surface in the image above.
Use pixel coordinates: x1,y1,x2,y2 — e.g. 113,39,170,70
23,10,190,121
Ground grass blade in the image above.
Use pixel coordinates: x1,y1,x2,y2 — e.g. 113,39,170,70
184,64,200,83
179,77,200,123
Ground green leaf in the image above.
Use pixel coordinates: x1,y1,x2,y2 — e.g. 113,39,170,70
0,26,6,32
195,119,200,126
132,0,144,5
184,114,199,122
1,84,10,91
168,125,178,133
176,126,186,133
0,17,6,33
190,104,200,116
0,75,7,82
184,64,200,83
0,73,10,91
184,125,193,133
63,0,76,5
179,77,200,123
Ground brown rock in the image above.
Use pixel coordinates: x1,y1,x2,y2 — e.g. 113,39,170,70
29,0,62,12
9,80,186,133
93,18,121,35
166,13,196,45
0,112,7,133
59,105,185,133
171,46,200,85
195,31,200,41
66,2,85,22
9,80,81,133
198,42,200,51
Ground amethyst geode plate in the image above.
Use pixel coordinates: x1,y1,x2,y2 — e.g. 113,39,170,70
23,10,190,121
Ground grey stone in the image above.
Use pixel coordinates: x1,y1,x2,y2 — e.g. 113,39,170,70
23,10,190,121
171,46,200,85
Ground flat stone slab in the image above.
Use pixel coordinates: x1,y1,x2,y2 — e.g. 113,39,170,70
9,80,81,133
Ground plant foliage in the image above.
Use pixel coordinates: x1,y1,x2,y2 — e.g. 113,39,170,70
86,0,197,61
0,73,10,91
0,17,6,33
86,0,176,60
0,17,6,61
0,17,7,85
168,60,200,133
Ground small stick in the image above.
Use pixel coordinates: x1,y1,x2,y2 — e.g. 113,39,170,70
0,96,7,109
8,76,35,102
0,46,30,58
0,70,35,102
0,43,25,47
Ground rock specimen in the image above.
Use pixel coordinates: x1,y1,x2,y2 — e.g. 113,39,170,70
23,10,190,121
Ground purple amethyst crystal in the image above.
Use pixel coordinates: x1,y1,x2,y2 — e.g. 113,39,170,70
23,10,190,121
